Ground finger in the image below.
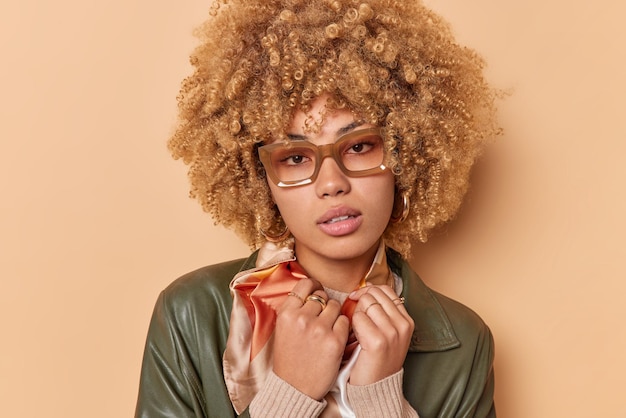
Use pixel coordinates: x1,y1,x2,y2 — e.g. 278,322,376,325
302,290,329,315
352,294,407,351
356,289,414,344
360,286,411,321
354,290,412,341
286,291,305,305
354,292,393,328
281,277,323,310
347,283,373,301
349,284,400,308
332,314,350,344
363,301,384,316
370,284,397,300
316,300,350,345
317,298,342,323
355,290,388,313
351,307,382,343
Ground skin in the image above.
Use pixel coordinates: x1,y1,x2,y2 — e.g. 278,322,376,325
268,95,396,292
270,95,415,399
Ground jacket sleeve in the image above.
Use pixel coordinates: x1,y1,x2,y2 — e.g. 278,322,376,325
135,291,208,418
135,259,253,418
402,303,497,418
458,323,496,418
432,318,496,418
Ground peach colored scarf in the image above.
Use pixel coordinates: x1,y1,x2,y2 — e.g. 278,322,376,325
223,241,395,416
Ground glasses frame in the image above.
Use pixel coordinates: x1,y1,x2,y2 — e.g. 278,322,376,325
258,127,388,188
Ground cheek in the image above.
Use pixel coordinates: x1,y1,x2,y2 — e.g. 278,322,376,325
380,179,397,224
374,174,396,211
267,180,299,208
266,183,301,220
267,181,279,204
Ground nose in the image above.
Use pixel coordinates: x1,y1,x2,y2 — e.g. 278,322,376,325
315,156,351,198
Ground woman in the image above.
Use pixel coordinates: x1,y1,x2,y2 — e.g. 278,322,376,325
136,0,499,417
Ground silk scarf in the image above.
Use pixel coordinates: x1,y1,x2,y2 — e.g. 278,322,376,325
222,240,398,416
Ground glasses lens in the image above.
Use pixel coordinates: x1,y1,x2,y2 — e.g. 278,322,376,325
337,131,384,173
267,144,317,183
261,129,386,186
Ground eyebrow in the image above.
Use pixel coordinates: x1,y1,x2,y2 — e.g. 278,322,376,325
286,120,365,141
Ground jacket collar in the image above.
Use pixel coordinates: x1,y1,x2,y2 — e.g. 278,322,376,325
386,248,460,353
237,248,460,353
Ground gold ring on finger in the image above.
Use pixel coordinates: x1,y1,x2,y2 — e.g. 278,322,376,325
364,302,382,315
392,297,405,306
305,294,327,310
287,291,305,305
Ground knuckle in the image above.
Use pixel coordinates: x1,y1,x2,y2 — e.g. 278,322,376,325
295,314,313,330
398,316,412,328
276,308,296,325
308,321,330,340
396,320,414,339
369,335,388,351
407,317,415,331
328,338,345,353
387,328,401,343
361,328,388,349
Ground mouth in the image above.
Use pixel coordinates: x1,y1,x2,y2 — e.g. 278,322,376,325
325,215,354,224
317,207,361,225
316,206,364,237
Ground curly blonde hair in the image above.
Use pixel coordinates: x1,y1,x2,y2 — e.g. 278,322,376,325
168,0,500,258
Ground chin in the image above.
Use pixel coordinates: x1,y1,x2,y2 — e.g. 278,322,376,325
320,237,379,261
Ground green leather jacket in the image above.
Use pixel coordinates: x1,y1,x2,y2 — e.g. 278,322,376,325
135,249,496,417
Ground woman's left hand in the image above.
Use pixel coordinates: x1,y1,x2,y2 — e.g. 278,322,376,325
347,285,414,386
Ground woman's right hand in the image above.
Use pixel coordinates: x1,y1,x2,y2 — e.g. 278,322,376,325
272,278,350,400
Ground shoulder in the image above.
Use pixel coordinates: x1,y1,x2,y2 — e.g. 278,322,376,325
390,253,496,416
423,293,496,417
431,289,494,351
145,255,257,357
388,248,493,353
156,256,254,320
138,257,256,417
164,257,249,296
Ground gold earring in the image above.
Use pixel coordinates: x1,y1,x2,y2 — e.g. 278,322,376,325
390,192,410,224
260,222,291,242
260,226,290,242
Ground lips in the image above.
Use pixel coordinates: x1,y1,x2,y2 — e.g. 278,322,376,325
317,206,363,236
317,207,361,224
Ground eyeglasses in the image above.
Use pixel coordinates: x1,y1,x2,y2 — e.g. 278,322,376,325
258,128,388,187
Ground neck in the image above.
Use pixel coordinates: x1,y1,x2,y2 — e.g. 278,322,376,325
294,241,381,293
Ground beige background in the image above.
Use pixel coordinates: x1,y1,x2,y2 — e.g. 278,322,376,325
1,0,624,416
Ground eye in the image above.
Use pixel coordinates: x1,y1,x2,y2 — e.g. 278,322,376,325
348,143,370,153
345,138,378,155
280,153,310,165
